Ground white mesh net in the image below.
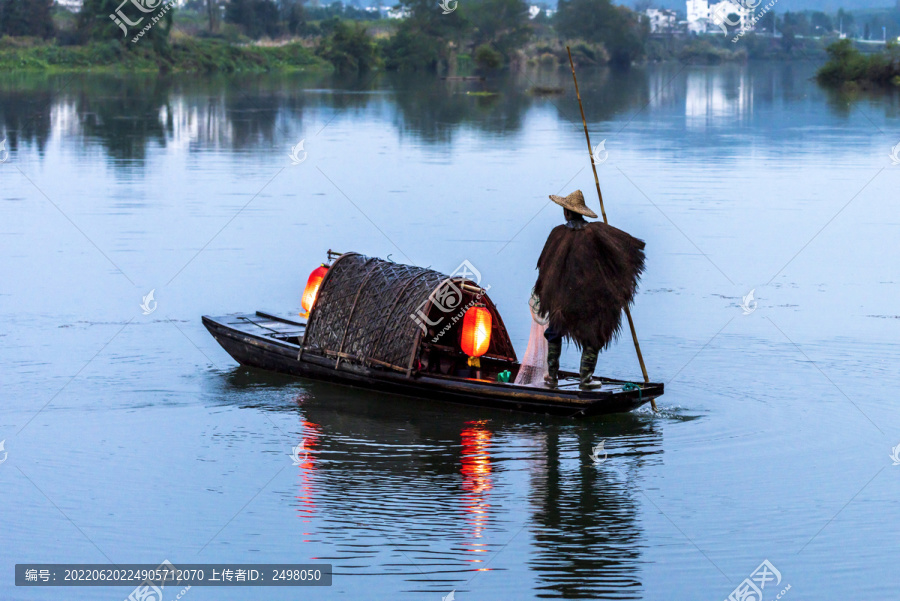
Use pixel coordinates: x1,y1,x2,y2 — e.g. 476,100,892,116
514,293,549,387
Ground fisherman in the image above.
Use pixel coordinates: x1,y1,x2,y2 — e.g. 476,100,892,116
534,190,646,389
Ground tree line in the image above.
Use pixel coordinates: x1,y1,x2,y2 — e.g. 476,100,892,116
4,0,897,74
0,0,651,70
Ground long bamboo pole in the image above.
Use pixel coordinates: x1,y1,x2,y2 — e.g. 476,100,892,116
566,46,657,412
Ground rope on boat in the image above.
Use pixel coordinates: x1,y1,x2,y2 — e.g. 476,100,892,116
622,382,642,402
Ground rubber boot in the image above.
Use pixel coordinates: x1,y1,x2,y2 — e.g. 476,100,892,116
579,346,600,390
544,340,561,388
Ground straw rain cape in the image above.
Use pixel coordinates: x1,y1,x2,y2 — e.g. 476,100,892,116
534,222,646,351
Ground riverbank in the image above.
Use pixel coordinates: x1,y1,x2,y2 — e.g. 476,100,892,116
0,31,835,75
0,36,329,73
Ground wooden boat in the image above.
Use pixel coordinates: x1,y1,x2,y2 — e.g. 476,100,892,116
202,252,663,417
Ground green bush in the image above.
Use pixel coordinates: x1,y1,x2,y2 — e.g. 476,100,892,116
317,20,378,73
555,0,647,66
380,23,443,71
474,44,502,70
677,39,743,64
569,40,609,65
0,0,55,38
816,39,899,87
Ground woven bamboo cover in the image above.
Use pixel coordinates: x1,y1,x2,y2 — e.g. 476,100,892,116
303,253,449,370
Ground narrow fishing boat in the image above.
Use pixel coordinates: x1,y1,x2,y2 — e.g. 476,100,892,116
202,251,663,417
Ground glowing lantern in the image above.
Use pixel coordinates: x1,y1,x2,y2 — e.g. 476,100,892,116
301,265,328,316
461,306,492,367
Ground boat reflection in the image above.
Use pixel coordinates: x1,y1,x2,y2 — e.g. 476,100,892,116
213,369,660,597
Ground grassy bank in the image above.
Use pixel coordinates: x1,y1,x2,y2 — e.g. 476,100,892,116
0,36,329,73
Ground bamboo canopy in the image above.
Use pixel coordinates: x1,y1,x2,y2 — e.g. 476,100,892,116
303,253,517,374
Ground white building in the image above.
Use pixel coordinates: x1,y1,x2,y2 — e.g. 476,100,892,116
686,0,710,33
645,8,677,33
386,6,409,19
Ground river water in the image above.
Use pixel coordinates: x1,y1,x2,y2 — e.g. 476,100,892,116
1,62,899,600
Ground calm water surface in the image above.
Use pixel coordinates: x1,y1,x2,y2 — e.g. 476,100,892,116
1,63,899,600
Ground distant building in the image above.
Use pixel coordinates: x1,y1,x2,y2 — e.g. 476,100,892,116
645,8,677,33
386,6,409,19
56,0,82,10
685,0,709,33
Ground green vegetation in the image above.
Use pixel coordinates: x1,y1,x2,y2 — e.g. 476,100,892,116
2,1,898,76
0,0,55,38
225,0,281,38
317,21,378,73
555,0,648,66
677,39,746,64
817,39,900,88
0,35,326,73
379,0,531,71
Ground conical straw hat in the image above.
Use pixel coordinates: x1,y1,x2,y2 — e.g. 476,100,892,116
548,190,598,219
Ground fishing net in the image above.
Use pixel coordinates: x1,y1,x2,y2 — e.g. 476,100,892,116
514,293,549,387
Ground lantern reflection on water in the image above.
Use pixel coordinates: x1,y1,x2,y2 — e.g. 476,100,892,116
294,419,321,541
460,421,493,568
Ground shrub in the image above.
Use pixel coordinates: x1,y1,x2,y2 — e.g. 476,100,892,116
815,39,899,86
474,44,502,69
317,20,378,73
381,24,442,71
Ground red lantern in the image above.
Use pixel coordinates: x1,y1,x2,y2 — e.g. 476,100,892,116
461,306,492,362
301,265,328,316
